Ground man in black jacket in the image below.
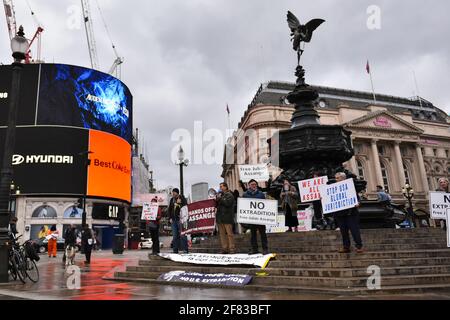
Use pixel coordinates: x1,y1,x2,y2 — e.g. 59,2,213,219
168,188,188,253
333,172,363,254
215,183,236,254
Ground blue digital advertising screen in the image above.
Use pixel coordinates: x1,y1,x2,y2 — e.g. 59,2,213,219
37,64,133,142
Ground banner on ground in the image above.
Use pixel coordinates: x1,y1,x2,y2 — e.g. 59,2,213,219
429,192,450,219
133,193,168,207
266,214,288,233
319,179,358,215
238,165,270,182
141,203,159,221
158,253,275,269
298,176,329,203
237,198,278,226
157,271,253,287
297,206,314,232
180,199,217,236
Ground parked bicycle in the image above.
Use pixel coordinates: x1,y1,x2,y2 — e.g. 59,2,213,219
8,235,40,283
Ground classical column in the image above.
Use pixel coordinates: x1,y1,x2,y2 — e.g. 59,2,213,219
371,139,384,188
415,144,429,193
394,142,407,190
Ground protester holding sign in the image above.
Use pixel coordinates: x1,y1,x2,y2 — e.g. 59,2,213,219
243,179,269,255
332,172,363,254
168,188,188,254
280,180,299,232
215,183,236,254
149,198,162,255
436,177,449,231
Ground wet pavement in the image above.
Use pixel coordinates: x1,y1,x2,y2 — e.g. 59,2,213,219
1,250,450,300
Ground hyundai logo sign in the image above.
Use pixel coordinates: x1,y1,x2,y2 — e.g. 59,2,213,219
12,154,74,166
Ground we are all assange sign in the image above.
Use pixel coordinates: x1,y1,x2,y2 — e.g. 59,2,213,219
319,179,358,215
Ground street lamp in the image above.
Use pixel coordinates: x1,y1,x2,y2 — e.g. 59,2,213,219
0,26,28,283
176,146,189,196
402,184,415,228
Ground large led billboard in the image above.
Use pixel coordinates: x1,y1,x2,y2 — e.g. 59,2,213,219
0,64,133,143
0,127,131,203
0,64,40,126
87,130,132,202
37,64,133,142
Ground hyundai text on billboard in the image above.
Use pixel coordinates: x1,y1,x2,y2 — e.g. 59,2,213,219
0,127,131,203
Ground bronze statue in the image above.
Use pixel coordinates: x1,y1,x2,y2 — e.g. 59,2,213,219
287,11,325,65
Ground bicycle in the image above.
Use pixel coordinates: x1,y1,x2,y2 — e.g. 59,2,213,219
8,235,40,283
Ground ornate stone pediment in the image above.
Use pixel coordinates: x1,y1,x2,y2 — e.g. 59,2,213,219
344,110,424,134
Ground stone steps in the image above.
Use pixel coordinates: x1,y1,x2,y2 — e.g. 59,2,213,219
190,242,448,253
112,228,450,296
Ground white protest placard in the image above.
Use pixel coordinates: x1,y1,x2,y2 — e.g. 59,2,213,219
266,214,288,233
237,198,278,226
298,176,329,203
447,209,450,248
319,178,358,215
141,203,159,221
297,207,314,232
429,192,450,219
239,165,269,183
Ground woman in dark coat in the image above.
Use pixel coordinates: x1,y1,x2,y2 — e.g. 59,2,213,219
280,180,300,232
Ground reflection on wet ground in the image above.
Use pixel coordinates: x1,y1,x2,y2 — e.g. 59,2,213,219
0,251,449,300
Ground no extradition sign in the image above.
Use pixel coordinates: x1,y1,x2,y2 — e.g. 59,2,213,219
319,179,358,215
237,198,278,226
298,176,329,203
429,192,450,219
238,165,270,183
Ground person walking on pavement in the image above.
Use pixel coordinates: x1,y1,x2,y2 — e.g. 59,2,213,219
280,180,300,232
333,172,364,254
81,224,95,265
436,177,449,231
149,198,162,255
47,225,59,258
243,179,269,255
168,188,188,254
215,182,236,254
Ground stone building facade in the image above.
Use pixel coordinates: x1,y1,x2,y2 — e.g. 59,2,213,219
222,81,450,216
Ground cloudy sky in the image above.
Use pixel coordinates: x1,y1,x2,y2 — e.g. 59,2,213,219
1,0,449,195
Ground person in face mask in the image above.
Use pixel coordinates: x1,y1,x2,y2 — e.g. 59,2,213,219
280,180,300,232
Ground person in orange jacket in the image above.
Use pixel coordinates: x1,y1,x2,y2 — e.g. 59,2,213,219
47,225,59,258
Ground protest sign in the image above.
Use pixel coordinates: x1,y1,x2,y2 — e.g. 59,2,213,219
429,192,450,219
133,193,168,207
266,214,288,233
319,178,358,215
158,253,275,269
157,271,253,287
238,165,270,182
447,209,450,248
237,198,278,226
298,176,329,203
297,207,314,232
141,203,159,221
180,199,217,236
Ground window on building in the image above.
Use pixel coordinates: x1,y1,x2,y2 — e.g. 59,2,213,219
378,146,385,155
433,149,438,157
380,162,390,192
354,144,363,155
357,160,365,180
403,162,411,185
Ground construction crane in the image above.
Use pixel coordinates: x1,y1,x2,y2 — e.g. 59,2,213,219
81,0,99,70
80,0,124,78
3,0,44,63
